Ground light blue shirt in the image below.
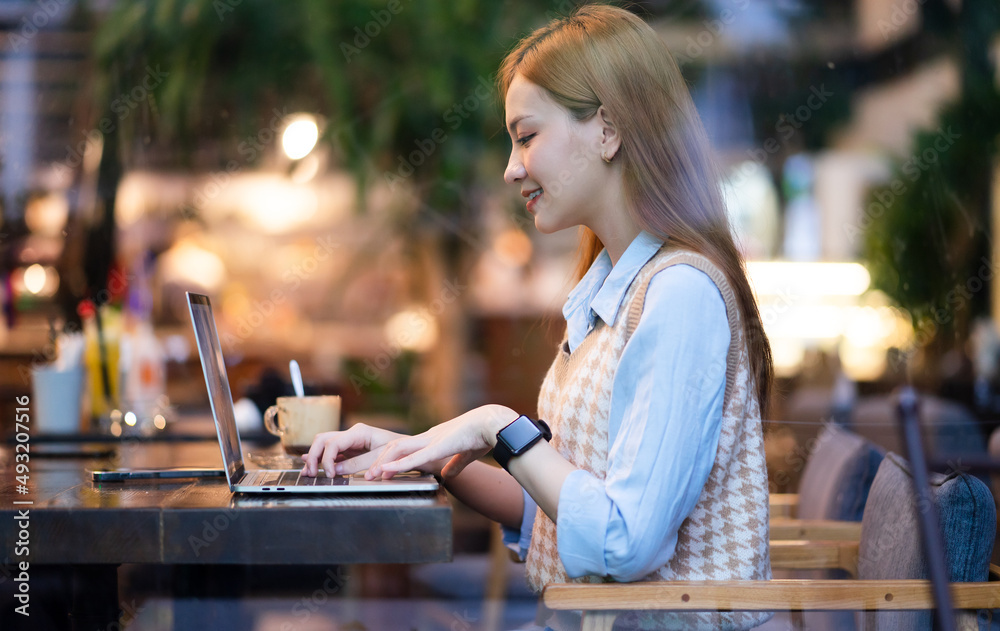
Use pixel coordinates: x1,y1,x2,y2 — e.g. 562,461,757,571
503,231,730,582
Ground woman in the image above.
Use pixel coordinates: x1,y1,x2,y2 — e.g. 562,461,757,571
304,5,773,629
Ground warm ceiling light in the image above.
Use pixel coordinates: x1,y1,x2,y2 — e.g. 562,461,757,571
746,261,871,297
385,307,439,353
23,264,47,294
282,115,319,160
160,240,227,291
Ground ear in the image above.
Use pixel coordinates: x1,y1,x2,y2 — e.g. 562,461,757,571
596,105,621,161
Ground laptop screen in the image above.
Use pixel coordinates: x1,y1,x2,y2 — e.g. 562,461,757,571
187,292,243,484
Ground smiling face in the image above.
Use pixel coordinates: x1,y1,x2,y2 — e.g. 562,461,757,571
503,74,615,235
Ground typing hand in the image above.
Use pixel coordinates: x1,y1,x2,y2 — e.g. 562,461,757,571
365,405,517,480
301,423,401,478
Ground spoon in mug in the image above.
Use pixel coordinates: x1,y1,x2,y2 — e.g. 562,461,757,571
289,360,305,397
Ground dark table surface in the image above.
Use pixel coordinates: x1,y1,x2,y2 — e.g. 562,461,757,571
0,430,453,566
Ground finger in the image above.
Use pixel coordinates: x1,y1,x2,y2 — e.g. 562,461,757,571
377,443,451,478
440,452,478,479
321,439,344,479
301,447,322,478
366,436,426,480
315,436,346,477
374,424,485,478
304,442,336,478
332,448,383,476
310,426,377,477
304,431,340,476
365,435,426,480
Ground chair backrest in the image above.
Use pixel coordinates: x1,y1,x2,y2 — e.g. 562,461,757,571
851,394,986,460
794,424,884,631
857,452,996,630
796,424,884,521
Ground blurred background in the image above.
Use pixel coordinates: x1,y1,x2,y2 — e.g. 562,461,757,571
1,0,999,492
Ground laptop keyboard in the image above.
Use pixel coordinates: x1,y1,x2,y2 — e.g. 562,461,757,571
244,470,348,487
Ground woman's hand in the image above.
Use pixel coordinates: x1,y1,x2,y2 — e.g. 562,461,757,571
365,404,517,480
301,423,404,478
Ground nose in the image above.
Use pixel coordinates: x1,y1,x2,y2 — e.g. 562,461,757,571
504,151,525,185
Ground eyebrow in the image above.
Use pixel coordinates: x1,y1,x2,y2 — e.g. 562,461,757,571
506,115,533,137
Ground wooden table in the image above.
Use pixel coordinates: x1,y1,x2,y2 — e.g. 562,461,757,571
0,434,452,629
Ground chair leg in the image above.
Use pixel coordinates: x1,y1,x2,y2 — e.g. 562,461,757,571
790,610,806,630
581,611,618,631
483,523,509,631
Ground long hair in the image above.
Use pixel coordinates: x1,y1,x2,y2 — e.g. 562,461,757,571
497,4,774,416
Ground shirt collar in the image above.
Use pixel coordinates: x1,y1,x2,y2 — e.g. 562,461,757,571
563,231,665,348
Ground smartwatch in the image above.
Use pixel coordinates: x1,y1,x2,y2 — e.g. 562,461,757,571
493,415,552,471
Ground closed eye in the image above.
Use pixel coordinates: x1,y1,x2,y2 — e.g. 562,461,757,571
516,133,536,147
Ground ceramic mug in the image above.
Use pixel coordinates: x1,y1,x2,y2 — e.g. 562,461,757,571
264,395,341,455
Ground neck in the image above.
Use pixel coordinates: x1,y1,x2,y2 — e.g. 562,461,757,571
585,178,640,265
590,211,641,266
599,225,641,265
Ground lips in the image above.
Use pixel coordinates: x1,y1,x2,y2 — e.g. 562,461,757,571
524,188,543,212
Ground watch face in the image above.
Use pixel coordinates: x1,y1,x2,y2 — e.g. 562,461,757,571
501,416,542,452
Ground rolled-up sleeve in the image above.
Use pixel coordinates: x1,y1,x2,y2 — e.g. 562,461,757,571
555,264,730,582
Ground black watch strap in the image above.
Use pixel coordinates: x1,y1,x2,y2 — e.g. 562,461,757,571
493,415,551,471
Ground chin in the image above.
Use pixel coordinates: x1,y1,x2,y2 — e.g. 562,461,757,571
533,220,557,234
532,215,570,235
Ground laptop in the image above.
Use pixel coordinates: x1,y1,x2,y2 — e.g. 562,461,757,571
187,291,439,494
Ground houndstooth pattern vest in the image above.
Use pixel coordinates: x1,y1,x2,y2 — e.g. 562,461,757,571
525,247,771,630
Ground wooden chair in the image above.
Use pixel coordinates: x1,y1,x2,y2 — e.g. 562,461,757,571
544,574,1000,631
768,492,862,541
770,424,885,522
543,453,999,631
768,423,881,546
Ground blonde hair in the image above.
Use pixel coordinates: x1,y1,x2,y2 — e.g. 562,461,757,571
498,3,774,416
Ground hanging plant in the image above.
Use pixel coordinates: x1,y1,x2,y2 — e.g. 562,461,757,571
862,0,1000,354
89,0,556,204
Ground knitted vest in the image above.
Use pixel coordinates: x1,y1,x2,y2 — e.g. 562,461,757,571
525,247,771,631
